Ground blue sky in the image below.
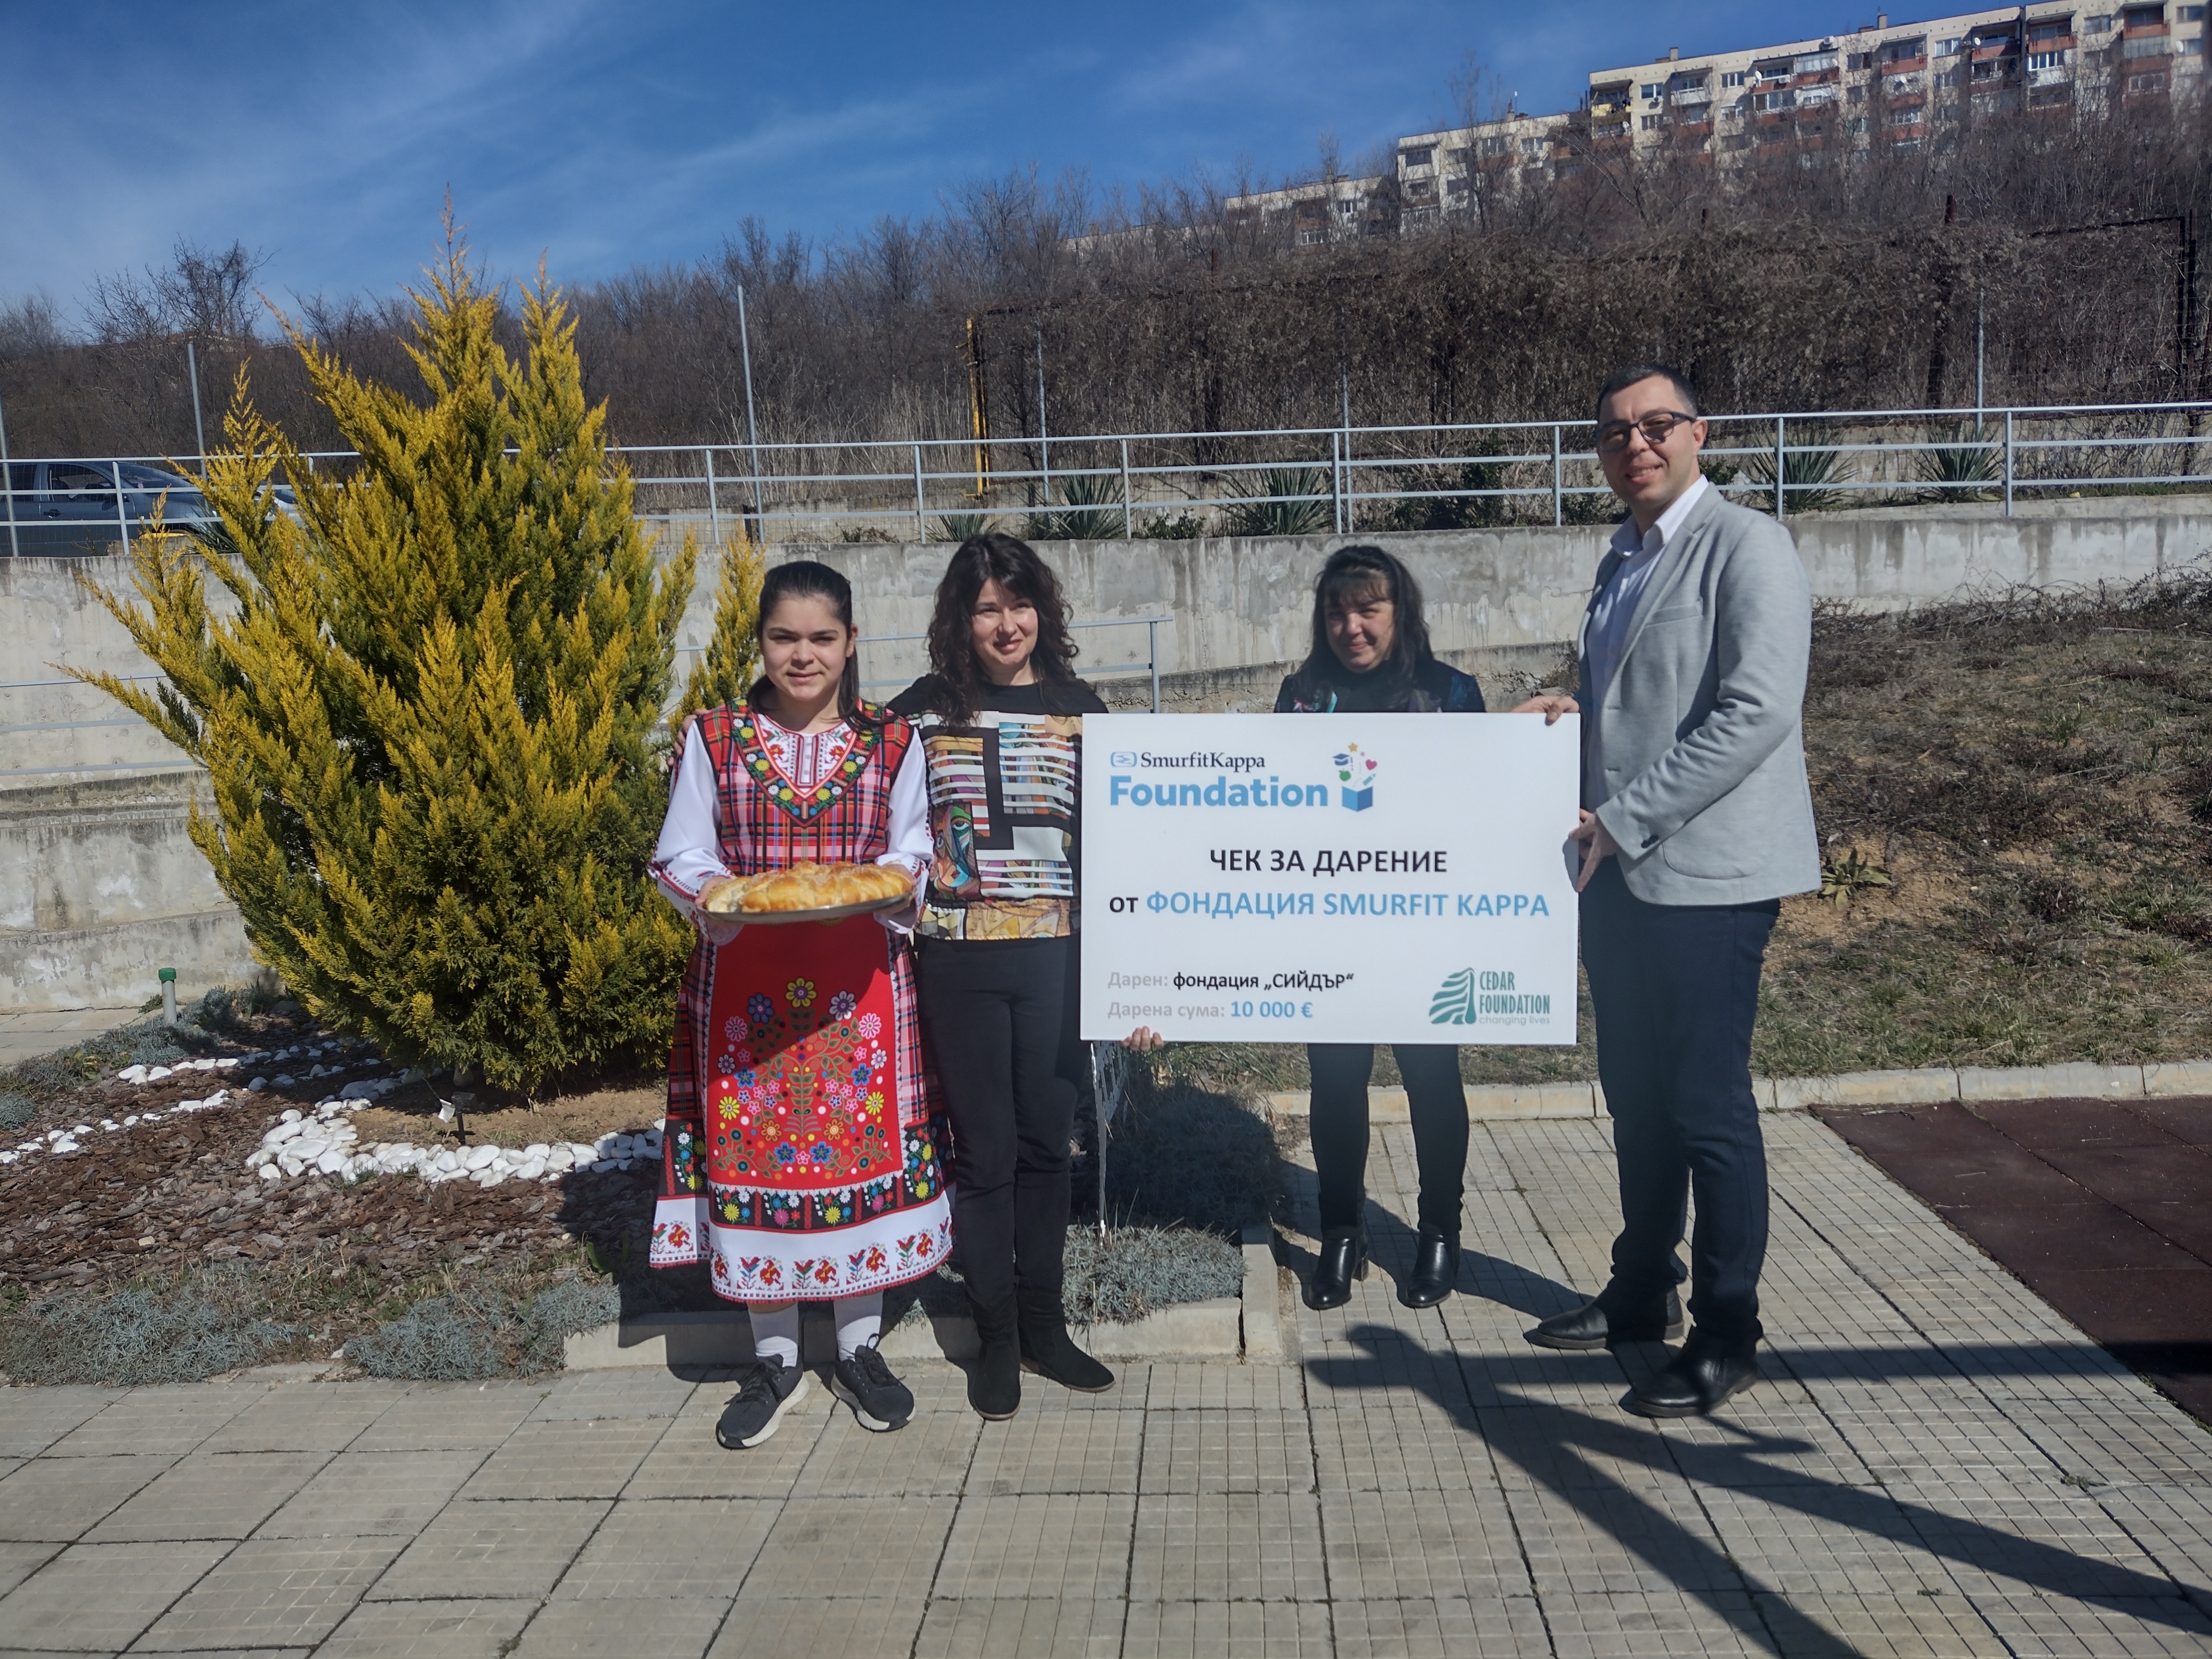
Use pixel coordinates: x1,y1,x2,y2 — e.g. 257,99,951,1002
4,0,1880,322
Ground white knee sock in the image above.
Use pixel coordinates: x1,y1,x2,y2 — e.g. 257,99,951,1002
834,1293,883,1360
751,1303,800,1370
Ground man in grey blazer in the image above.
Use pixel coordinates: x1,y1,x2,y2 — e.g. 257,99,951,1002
1522,364,1820,1417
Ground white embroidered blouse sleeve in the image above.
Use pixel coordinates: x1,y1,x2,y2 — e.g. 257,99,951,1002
651,721,734,918
875,735,935,934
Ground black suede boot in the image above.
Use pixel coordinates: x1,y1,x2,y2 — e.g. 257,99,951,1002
1017,1284,1116,1393
968,1292,1022,1420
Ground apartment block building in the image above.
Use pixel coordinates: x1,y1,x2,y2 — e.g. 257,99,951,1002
1225,3,2203,245
1588,2,2204,161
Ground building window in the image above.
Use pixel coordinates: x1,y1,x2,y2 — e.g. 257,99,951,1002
2182,4,2206,17
1848,50,1874,68
1797,51,1840,72
2124,6,2165,24
1640,82,1664,98
1884,104,1922,123
2086,12,2117,28
1759,126,1790,143
1479,135,1506,155
1754,89,1795,109
1849,83,1866,100
1847,115,1869,132
2124,34,2171,52
1881,37,1927,60
1401,146,1433,168
1521,136,1547,153
1936,67,1964,85
1937,36,1965,54
1640,113,1663,129
2028,48,2071,67
2029,82,2073,102
2128,69,2170,87
1722,69,1748,85
2183,35,2205,51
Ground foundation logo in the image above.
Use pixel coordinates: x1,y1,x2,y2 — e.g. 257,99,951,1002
1429,969,1552,1026
1334,743,1378,812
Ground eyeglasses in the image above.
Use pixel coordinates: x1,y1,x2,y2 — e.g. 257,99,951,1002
1596,411,1698,454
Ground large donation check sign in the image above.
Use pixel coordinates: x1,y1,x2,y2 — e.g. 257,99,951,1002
1079,712,1582,1045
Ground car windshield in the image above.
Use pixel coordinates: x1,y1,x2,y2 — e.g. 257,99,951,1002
116,463,199,490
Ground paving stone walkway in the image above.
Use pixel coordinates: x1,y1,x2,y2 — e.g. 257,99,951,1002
3,1111,2211,1656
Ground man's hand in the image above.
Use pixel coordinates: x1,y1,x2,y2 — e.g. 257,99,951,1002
1123,1027,1166,1052
1568,809,1620,893
1511,694,1580,726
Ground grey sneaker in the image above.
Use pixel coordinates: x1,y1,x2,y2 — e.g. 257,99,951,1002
830,1345,914,1432
715,1359,809,1449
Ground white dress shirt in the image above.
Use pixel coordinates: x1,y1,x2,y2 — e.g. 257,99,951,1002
1582,473,1708,809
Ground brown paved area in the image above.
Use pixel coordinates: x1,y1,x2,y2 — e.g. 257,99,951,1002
1,1110,2210,1655
1821,1097,2212,1424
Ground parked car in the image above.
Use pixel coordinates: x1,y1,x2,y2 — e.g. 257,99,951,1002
0,460,297,557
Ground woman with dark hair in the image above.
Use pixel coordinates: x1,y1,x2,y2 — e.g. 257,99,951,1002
650,560,950,1448
889,532,1114,1419
1277,544,1527,1311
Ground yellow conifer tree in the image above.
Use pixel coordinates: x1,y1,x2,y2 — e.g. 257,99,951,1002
671,528,765,729
78,227,699,1091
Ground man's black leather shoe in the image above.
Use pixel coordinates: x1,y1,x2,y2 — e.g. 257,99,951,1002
1398,1227,1460,1309
1307,1227,1368,1310
1626,1329,1761,1418
1525,1287,1685,1350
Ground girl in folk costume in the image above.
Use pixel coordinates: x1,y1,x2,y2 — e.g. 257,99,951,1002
650,560,950,1448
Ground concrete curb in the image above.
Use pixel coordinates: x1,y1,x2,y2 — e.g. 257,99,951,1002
565,1249,1262,1372
1264,1058,2212,1121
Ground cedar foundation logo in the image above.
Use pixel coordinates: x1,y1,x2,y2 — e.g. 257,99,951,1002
1430,969,1552,1026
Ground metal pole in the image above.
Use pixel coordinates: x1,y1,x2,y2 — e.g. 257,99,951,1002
1332,429,1344,535
1551,425,1563,527
704,446,721,550
0,378,19,560
1035,323,1049,504
1148,619,1161,713
187,340,206,475
112,460,132,556
1119,438,1133,539
913,442,927,543
2003,409,2014,517
1773,416,1786,520
1975,289,1986,433
736,283,764,527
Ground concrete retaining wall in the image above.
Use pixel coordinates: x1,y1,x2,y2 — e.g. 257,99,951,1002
5,497,2206,1012
0,773,267,1011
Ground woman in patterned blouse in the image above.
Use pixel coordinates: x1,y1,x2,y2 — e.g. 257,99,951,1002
890,534,1117,1420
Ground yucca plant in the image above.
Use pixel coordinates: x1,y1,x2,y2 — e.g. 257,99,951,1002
1224,466,1332,537
1743,443,1853,514
1917,423,2003,502
936,510,995,543
75,227,709,1091
1027,472,1128,541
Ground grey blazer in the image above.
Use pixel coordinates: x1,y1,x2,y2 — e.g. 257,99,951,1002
1579,486,1821,906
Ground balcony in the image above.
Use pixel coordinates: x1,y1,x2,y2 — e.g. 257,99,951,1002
2123,21,2172,36
1879,52,1929,72
1670,85,1713,107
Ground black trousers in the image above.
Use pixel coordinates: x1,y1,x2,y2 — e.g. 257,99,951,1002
917,936,1075,1311
1579,856,1779,1346
1309,1043,1469,1237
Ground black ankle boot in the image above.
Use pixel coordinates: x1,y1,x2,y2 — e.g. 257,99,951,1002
1308,1226,1368,1310
1399,1226,1460,1309
1016,1285,1115,1393
968,1292,1021,1420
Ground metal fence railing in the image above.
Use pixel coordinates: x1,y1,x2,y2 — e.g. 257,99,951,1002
6,399,2210,558
2,620,1173,782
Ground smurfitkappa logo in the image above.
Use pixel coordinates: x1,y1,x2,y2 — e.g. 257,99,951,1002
1104,740,1380,812
1334,744,1378,812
